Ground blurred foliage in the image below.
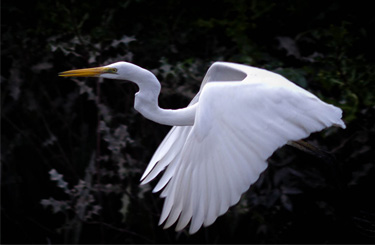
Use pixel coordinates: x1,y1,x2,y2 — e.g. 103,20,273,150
1,0,375,243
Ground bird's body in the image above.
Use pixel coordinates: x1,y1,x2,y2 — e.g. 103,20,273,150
60,61,345,234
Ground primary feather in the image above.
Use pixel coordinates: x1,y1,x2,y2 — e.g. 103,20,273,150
140,62,345,234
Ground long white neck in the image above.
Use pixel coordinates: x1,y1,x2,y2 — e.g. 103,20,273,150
129,66,196,126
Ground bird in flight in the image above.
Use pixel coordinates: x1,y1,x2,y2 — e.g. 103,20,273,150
60,61,345,234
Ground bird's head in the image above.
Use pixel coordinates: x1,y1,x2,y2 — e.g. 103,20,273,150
59,61,140,80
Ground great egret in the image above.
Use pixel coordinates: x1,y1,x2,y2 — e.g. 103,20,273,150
60,61,346,234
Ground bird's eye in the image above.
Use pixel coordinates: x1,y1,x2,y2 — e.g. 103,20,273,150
105,67,117,74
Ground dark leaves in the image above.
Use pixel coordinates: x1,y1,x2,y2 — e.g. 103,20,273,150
2,0,374,244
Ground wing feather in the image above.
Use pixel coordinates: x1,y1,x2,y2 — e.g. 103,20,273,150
140,62,345,234
140,127,179,181
141,126,192,184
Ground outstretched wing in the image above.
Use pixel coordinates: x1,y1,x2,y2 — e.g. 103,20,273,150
140,62,345,234
140,62,247,183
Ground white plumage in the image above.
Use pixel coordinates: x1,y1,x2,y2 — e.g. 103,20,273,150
60,61,345,234
139,62,345,234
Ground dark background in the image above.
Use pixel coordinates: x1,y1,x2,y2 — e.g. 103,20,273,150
1,0,375,243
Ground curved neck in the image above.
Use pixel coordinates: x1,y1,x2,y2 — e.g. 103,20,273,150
132,69,196,126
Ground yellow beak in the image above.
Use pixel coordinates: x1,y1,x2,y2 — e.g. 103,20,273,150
59,67,116,77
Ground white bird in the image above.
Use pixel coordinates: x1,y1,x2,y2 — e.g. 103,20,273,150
60,61,346,234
